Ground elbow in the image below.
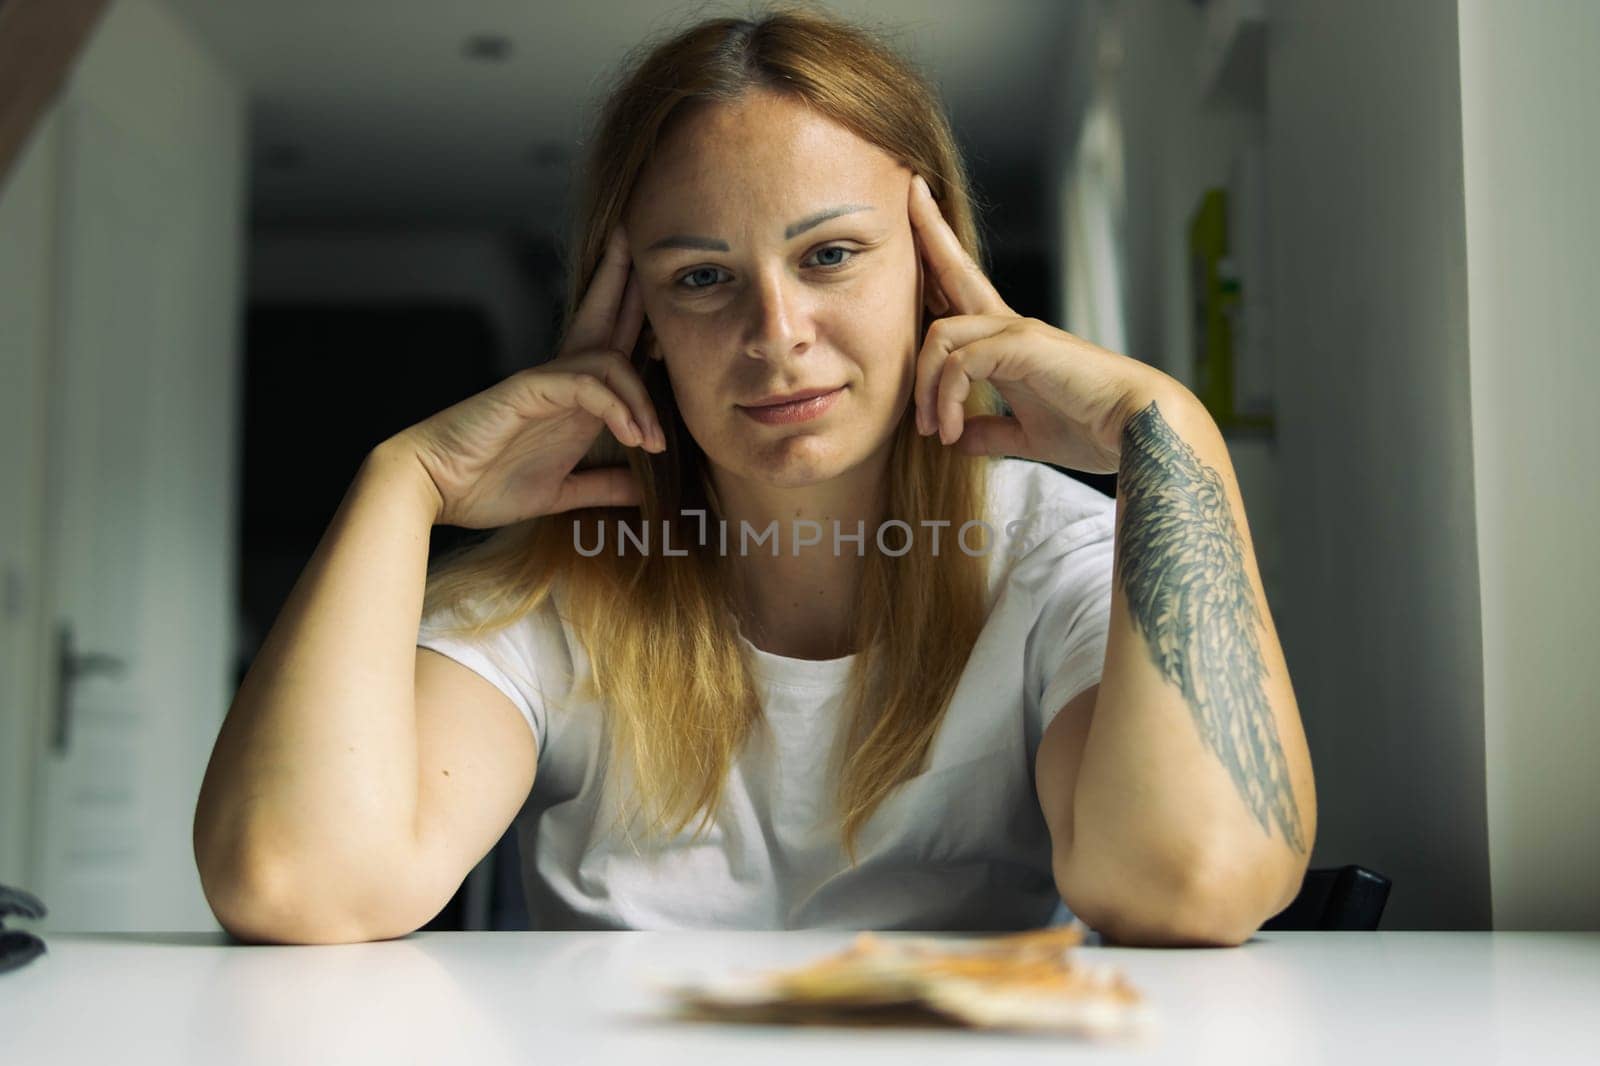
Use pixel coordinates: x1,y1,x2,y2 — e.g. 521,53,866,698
1067,881,1259,949
196,841,399,946
1056,843,1284,949
193,799,431,945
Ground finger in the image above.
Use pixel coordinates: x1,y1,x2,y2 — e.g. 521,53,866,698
908,175,1009,317
913,314,1011,437
936,351,977,445
564,226,633,355
550,466,642,513
550,371,644,448
610,270,645,355
564,350,665,451
951,414,1032,459
936,330,1032,444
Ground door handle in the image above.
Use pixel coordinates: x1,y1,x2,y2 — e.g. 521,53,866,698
52,621,127,755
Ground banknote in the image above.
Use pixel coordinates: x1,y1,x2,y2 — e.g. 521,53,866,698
659,923,1154,1037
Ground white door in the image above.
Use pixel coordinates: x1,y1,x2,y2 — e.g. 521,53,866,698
0,112,59,888
30,100,192,931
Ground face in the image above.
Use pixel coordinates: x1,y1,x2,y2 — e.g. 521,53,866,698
623,90,924,490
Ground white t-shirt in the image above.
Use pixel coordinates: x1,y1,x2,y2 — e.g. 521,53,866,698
416,457,1117,930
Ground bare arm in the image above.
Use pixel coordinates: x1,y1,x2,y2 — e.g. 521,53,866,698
899,173,1313,946
1044,385,1317,947
192,440,526,943
192,226,661,942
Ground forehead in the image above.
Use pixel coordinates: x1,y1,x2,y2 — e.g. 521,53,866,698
627,91,905,229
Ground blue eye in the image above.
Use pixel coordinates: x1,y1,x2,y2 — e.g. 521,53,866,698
674,246,855,292
809,246,853,268
678,266,729,290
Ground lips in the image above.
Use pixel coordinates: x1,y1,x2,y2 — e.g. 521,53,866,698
737,385,846,426
741,385,844,409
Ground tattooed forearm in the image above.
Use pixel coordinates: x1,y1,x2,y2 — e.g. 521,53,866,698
1117,400,1307,855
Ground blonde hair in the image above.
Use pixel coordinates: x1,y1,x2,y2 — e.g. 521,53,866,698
423,4,1002,858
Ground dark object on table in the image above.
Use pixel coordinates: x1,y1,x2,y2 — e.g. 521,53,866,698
0,883,48,975
1261,865,1391,931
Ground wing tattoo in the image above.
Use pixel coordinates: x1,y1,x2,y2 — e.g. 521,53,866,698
1117,400,1307,855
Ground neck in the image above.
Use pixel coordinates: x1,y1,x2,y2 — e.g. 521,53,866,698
711,448,892,661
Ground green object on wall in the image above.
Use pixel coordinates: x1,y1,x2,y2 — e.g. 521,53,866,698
1189,188,1237,424
1188,187,1273,436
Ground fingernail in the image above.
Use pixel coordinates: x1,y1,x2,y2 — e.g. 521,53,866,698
627,418,643,445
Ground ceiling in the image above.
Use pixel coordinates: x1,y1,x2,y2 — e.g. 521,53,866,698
164,0,1077,238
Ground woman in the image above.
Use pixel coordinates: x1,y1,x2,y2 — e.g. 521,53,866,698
194,8,1315,946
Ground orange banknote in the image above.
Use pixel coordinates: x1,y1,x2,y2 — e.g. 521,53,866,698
660,923,1153,1038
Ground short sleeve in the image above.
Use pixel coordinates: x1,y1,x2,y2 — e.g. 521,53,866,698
1030,514,1117,731
417,605,547,754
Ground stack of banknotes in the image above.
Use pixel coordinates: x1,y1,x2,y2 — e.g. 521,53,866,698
660,923,1154,1038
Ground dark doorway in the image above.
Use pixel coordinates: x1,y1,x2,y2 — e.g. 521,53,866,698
236,302,509,931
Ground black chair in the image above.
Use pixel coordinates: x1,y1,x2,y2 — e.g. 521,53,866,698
1261,864,1391,931
0,884,48,974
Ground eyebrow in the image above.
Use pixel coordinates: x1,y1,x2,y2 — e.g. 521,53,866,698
644,204,875,253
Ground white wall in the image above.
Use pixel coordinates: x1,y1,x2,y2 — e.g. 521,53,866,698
1266,0,1489,929
249,230,557,377
1458,0,1600,931
0,0,245,927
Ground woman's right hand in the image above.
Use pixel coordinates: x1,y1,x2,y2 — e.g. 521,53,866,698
386,225,666,529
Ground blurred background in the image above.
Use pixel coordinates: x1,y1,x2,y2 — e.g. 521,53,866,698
1,0,1596,935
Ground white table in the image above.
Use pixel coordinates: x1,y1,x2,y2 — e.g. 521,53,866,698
2,930,1597,1064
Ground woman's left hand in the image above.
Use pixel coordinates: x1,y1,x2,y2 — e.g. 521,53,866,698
909,173,1179,475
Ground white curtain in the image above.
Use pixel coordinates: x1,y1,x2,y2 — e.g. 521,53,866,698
1061,98,1128,356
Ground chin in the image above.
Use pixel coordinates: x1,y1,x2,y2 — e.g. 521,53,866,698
704,418,888,488
735,435,855,487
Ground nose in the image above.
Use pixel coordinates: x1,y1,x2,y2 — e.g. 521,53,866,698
740,265,813,361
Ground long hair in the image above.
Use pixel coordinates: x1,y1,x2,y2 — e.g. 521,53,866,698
423,4,1003,859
